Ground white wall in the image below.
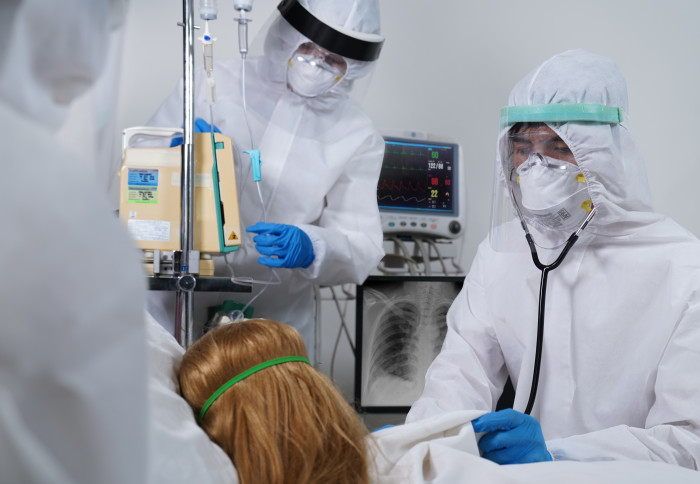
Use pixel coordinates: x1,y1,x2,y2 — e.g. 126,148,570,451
118,0,700,265
116,0,700,397
366,0,700,262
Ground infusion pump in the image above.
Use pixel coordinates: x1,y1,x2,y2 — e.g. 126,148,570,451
118,127,242,276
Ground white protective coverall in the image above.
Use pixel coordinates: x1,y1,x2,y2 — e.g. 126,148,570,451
0,1,150,483
407,50,700,468
146,0,385,358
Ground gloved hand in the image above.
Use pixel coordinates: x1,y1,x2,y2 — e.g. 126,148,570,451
246,222,315,269
169,117,221,147
471,408,553,465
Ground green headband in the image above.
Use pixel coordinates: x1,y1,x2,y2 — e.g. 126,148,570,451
500,103,623,128
199,355,311,421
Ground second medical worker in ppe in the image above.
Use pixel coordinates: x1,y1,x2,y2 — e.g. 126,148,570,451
407,49,700,468
0,0,152,482
146,0,386,359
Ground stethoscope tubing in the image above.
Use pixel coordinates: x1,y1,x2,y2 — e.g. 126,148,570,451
519,208,597,415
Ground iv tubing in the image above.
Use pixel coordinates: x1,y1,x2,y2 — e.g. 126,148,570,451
225,52,278,317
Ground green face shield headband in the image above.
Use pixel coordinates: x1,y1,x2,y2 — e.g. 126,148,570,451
500,103,624,128
199,355,311,421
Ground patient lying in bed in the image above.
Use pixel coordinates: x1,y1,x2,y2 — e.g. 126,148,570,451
146,314,700,484
178,318,370,484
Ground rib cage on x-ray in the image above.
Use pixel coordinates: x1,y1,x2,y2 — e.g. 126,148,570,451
361,281,459,407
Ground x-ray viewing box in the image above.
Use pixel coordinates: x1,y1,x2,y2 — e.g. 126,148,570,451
378,136,465,239
355,275,464,413
118,129,242,276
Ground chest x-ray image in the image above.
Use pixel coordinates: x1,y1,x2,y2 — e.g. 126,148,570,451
356,276,462,410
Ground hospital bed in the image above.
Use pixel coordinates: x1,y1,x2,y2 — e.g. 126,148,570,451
145,315,700,483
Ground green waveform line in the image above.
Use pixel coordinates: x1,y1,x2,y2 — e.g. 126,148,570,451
381,164,427,172
385,148,433,157
377,194,427,203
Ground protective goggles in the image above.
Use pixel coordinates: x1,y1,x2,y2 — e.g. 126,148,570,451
515,152,580,176
507,128,575,176
292,43,346,77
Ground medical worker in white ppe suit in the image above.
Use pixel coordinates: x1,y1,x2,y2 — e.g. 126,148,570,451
146,0,386,360
0,0,150,483
407,49,700,468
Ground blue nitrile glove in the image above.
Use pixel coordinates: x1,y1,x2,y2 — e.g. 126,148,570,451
471,408,553,465
169,118,221,147
246,222,315,269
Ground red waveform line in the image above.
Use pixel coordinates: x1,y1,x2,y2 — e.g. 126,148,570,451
378,178,425,193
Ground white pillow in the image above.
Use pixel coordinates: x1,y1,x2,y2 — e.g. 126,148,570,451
145,312,239,484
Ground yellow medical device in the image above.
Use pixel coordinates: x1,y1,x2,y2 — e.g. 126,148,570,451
119,127,242,276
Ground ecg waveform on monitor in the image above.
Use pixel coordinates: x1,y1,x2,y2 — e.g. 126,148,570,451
383,144,437,159
378,194,428,203
377,168,429,205
377,179,427,203
378,141,455,212
381,163,427,172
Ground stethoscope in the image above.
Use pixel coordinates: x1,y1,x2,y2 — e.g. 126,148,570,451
510,192,597,415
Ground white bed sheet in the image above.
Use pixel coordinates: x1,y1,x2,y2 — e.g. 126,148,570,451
146,315,699,483
146,313,238,484
370,411,700,483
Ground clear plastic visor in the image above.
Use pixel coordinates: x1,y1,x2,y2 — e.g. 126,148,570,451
489,104,622,253
250,13,378,105
490,122,590,252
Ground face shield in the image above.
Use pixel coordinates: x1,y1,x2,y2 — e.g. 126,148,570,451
490,103,623,251
251,0,384,104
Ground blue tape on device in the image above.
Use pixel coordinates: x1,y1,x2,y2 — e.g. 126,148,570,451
244,149,262,182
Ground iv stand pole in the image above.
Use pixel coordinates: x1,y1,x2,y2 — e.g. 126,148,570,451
174,0,197,348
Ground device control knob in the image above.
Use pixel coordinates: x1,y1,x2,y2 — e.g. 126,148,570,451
449,220,461,234
176,274,197,292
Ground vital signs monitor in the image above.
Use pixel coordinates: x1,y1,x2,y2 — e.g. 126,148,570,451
378,136,465,239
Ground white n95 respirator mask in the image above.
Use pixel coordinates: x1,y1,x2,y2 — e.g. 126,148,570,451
516,153,592,230
287,52,345,98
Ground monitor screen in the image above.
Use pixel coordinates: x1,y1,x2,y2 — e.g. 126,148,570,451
378,137,464,238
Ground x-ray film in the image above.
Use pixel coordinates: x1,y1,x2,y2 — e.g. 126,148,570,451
355,276,463,412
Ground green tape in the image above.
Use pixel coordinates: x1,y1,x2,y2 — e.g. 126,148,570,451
501,103,623,127
210,132,238,253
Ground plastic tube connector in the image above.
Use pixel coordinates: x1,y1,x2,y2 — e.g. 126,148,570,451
205,76,216,104
233,0,253,12
199,23,216,76
235,9,250,58
202,39,214,75
199,0,218,20
244,149,261,182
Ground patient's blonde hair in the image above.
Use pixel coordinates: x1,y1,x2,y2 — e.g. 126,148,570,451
179,318,369,484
